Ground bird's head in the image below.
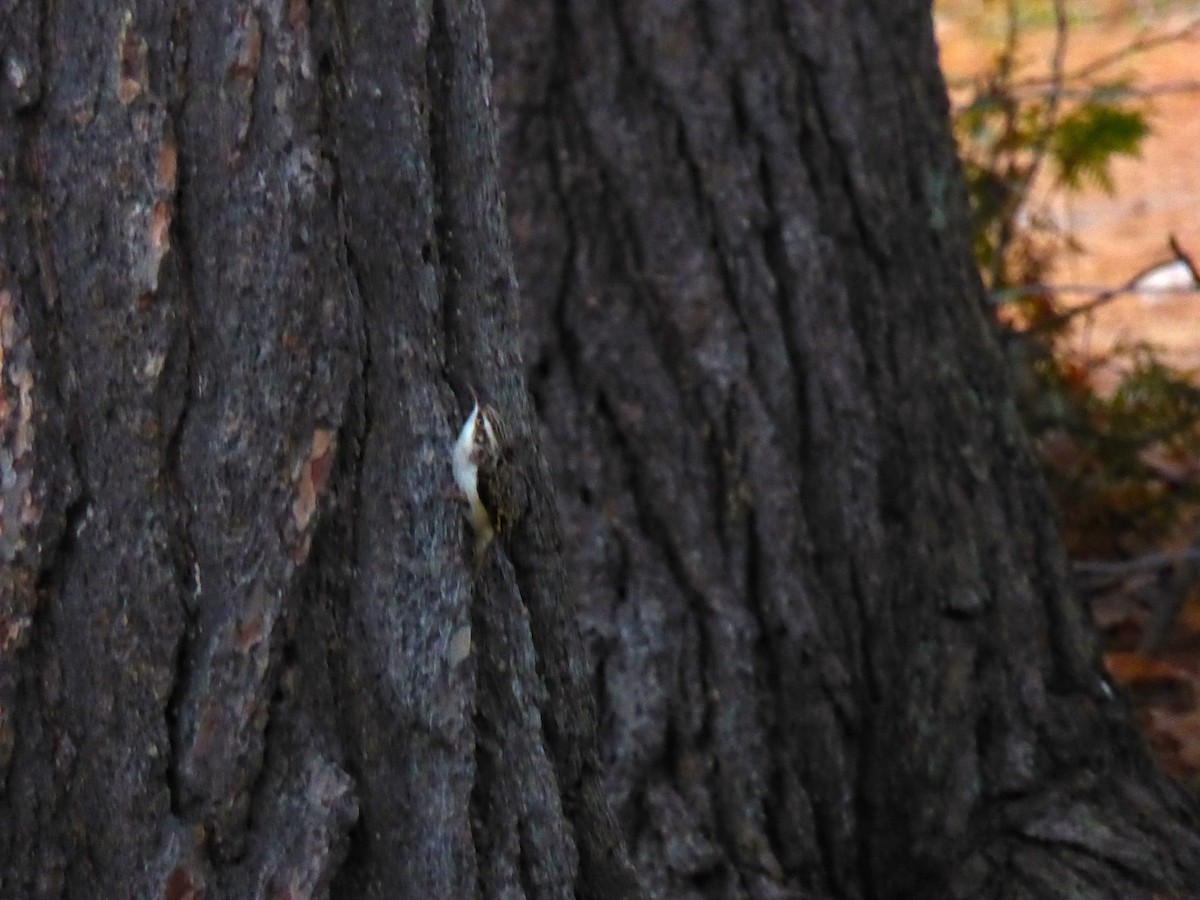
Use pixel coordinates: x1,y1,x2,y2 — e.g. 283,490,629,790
469,401,507,468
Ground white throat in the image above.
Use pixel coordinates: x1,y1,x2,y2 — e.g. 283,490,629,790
453,403,481,501
452,403,491,538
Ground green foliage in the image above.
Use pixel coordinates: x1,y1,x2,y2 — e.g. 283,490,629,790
953,79,1151,289
1051,100,1150,191
948,3,1200,560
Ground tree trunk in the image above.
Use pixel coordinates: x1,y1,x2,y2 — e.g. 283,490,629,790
486,1,1200,898
0,1,1196,900
0,0,635,897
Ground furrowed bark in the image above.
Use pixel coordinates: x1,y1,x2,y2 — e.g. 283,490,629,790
4,0,1198,897
488,1,1200,897
0,1,631,897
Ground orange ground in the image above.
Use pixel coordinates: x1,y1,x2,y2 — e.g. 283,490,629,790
936,1,1200,371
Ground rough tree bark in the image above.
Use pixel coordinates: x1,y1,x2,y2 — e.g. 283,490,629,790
486,0,1200,898
0,2,1196,900
0,0,635,897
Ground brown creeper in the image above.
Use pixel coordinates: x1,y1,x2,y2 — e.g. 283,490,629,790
452,399,511,566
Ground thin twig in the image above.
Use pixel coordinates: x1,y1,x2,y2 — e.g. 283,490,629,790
947,16,1200,107
1023,0,1070,183
967,79,1200,103
1031,280,1142,329
980,0,1024,290
988,0,1070,289
1021,15,1200,87
1015,238,1200,332
1074,548,1200,579
991,282,1200,301
1169,233,1200,282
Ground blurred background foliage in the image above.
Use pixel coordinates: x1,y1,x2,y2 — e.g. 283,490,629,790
939,0,1200,784
945,0,1200,559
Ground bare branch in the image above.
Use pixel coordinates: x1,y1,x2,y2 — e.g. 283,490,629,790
999,237,1200,332
991,282,1200,302
1073,547,1200,579
1043,15,1200,87
1169,233,1200,283
954,79,1200,104
987,0,1070,289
